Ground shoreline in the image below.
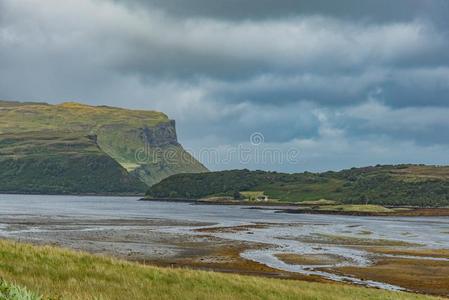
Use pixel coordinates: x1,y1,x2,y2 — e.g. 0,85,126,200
277,207,449,217
141,197,300,206
2,193,448,217
142,198,449,217
0,192,144,197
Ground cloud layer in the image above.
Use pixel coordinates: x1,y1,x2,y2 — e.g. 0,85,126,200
1,0,448,172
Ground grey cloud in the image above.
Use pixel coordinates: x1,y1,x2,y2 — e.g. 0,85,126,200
117,0,445,23
289,136,449,173
2,1,447,83
192,66,449,109
112,16,449,80
333,100,449,146
1,0,449,172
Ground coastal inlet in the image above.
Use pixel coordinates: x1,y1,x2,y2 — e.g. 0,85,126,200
1,194,449,297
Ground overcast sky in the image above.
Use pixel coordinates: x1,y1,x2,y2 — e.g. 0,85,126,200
1,0,449,172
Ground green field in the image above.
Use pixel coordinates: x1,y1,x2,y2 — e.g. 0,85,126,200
0,240,438,300
314,205,395,213
147,165,449,206
240,191,267,201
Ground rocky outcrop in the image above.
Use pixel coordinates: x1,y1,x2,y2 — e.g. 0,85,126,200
141,120,180,147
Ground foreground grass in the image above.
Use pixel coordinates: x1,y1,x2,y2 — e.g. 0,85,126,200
0,280,41,300
0,240,439,300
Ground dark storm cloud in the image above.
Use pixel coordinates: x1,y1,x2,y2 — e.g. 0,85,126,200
118,0,445,23
1,0,449,171
334,101,449,146
109,14,449,81
204,67,449,108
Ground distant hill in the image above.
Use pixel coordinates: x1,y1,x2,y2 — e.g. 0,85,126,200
0,100,207,194
146,165,449,207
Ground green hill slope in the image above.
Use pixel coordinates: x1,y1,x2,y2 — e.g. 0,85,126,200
0,100,207,194
147,165,449,206
0,132,146,194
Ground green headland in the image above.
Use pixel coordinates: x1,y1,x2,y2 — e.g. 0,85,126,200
0,100,207,194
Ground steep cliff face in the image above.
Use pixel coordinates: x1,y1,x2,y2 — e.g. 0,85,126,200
0,100,207,194
141,120,179,147
96,119,207,186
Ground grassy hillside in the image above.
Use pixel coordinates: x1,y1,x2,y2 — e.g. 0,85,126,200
146,165,449,207
0,132,146,194
0,101,168,132
0,100,207,193
0,240,436,300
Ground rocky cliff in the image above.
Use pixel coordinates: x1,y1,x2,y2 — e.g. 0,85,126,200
142,120,180,147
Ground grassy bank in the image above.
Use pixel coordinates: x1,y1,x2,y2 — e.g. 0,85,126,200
0,280,41,300
282,205,449,217
0,240,439,300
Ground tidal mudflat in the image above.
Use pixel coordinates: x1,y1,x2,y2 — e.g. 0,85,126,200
1,194,448,296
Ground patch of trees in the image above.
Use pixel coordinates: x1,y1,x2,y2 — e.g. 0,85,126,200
147,166,449,207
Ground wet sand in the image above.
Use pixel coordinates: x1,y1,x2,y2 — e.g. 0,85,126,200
0,215,314,279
